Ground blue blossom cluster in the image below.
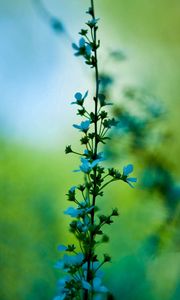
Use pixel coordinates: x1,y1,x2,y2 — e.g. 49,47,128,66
54,1,137,299
55,247,108,300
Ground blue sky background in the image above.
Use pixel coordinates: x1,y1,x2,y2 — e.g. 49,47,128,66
0,0,179,156
0,0,92,148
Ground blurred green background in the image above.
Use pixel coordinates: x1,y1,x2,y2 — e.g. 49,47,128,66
0,0,179,299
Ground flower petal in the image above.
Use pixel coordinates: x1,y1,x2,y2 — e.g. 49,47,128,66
82,280,91,290
73,124,81,130
64,207,82,217
57,245,67,251
72,43,79,50
69,186,77,192
75,92,82,101
127,177,137,182
123,164,133,176
79,37,86,47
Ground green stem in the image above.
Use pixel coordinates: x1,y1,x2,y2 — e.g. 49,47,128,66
99,178,116,192
84,0,99,299
72,150,85,156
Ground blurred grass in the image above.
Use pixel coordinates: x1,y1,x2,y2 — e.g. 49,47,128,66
0,138,68,299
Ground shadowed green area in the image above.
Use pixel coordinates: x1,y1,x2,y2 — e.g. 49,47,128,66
97,0,180,158
0,139,62,299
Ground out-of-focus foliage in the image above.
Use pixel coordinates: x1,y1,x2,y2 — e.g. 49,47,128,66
0,139,70,300
97,55,180,299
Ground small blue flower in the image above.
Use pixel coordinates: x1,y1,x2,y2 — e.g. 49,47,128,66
79,37,86,47
73,120,90,132
87,18,100,27
123,164,133,176
75,92,83,101
53,296,65,300
93,277,108,293
80,158,92,173
72,38,84,56
123,164,137,188
71,91,88,105
54,260,64,269
82,280,91,290
126,177,137,188
85,44,92,56
69,186,77,193
74,157,104,173
72,38,92,57
77,215,91,232
58,276,70,288
72,38,85,51
84,149,89,155
55,254,84,272
90,158,103,168
64,207,83,218
57,245,67,251
64,205,94,218
82,262,104,279
54,276,71,300
63,253,84,265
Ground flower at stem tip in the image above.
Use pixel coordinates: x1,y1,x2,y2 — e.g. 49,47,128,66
71,91,88,106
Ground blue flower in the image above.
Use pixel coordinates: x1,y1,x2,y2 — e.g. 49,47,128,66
69,186,77,193
123,164,137,188
53,296,66,300
93,277,108,293
54,276,71,300
71,91,88,105
80,158,93,173
57,245,67,252
123,164,133,176
84,149,89,155
82,280,91,290
77,215,91,232
55,253,84,272
72,38,92,57
85,44,92,56
87,18,100,27
80,158,92,173
63,253,84,265
73,120,90,132
79,37,86,47
74,157,104,173
58,276,70,288
54,260,64,269
64,207,83,218
64,205,94,218
82,262,104,279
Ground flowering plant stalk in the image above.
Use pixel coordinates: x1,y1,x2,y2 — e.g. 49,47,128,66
54,1,136,299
